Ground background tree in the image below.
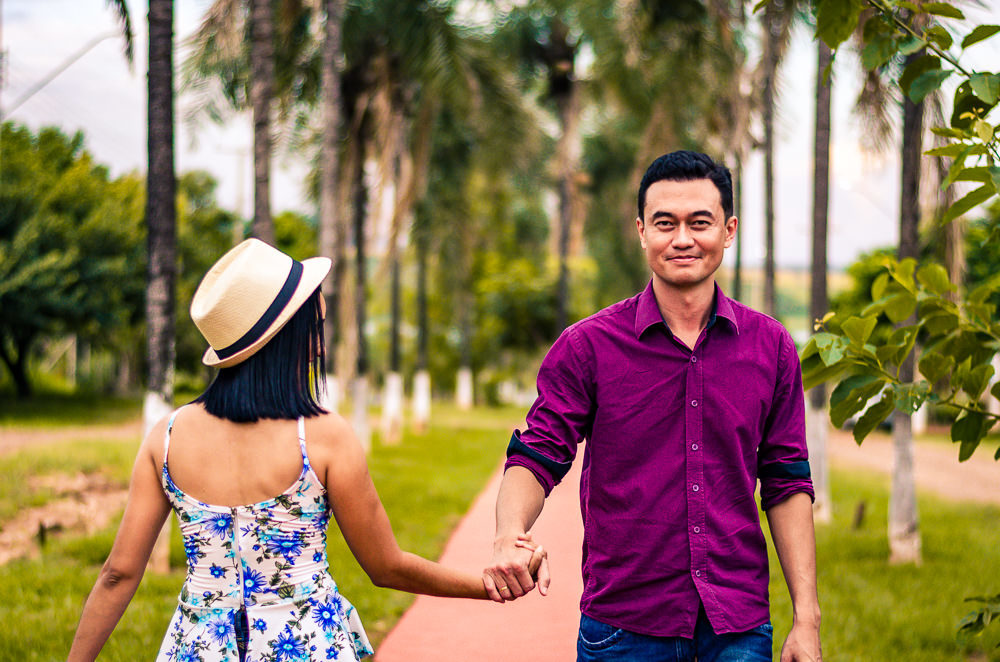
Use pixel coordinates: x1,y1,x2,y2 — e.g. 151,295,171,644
0,124,144,398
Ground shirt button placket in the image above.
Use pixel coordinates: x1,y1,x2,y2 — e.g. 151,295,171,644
685,352,707,586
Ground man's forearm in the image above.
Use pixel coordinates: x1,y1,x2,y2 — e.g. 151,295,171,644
766,492,820,623
495,465,546,544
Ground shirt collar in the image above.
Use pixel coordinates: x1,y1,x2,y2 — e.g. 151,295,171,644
634,280,740,338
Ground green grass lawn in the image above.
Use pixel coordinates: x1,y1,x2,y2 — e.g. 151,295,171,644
767,469,1000,661
0,393,141,428
2,402,999,660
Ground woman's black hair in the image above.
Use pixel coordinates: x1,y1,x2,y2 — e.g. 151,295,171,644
193,288,327,422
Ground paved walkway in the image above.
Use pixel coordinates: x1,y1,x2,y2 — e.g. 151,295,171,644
376,458,584,661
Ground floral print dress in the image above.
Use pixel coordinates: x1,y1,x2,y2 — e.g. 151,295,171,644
156,411,373,662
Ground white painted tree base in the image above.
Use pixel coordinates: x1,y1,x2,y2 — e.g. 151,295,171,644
381,372,404,445
412,370,431,433
806,404,832,524
456,367,474,410
353,376,371,453
143,390,173,574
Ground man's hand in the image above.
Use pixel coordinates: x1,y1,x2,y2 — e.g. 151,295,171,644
483,531,550,602
780,620,821,662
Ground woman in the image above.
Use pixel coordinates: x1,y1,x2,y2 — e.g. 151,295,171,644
68,239,547,661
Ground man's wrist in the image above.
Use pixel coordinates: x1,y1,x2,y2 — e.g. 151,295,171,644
792,605,821,629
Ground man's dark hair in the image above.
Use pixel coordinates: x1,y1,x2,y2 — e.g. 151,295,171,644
637,150,734,221
193,289,327,422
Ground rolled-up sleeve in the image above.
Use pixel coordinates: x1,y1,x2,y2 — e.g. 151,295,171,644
758,330,815,510
504,326,595,496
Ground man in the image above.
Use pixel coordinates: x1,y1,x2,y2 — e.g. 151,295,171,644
483,151,822,661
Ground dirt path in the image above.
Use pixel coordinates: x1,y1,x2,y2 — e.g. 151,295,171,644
0,419,141,564
827,428,999,506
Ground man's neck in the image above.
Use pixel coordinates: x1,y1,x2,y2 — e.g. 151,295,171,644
653,278,716,339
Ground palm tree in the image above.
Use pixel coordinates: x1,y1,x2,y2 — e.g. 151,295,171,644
318,0,345,411
249,0,276,244
889,50,924,565
809,37,833,524
145,0,177,574
760,0,797,318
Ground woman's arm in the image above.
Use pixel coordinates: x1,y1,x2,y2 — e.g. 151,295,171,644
67,420,172,662
319,415,545,601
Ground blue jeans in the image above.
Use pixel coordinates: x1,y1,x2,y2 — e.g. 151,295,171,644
577,609,773,662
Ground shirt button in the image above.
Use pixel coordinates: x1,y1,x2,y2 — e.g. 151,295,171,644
693,526,700,533
691,356,698,363
690,399,698,407
692,484,699,492
691,443,698,451
695,570,702,577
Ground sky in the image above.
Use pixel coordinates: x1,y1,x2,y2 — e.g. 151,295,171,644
3,0,998,272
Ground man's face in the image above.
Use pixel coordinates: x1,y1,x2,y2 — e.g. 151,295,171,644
637,178,737,292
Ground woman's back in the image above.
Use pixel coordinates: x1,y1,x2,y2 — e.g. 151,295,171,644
161,406,309,507
155,405,373,662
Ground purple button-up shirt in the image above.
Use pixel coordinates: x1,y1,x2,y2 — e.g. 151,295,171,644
505,281,813,638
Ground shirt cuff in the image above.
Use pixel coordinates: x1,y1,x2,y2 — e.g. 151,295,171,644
504,430,570,496
759,479,815,511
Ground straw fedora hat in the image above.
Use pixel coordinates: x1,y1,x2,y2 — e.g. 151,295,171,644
191,238,331,368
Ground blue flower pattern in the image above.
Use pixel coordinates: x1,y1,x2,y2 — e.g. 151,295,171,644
155,414,373,662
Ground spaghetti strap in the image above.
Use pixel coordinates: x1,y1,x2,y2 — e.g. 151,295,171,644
163,408,182,467
297,416,309,464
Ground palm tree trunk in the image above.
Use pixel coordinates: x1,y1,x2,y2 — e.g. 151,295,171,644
381,249,403,444
413,221,430,432
250,0,275,245
555,82,580,333
319,0,345,411
808,39,833,524
890,52,923,565
762,4,779,318
145,0,177,574
732,155,743,302
352,132,371,451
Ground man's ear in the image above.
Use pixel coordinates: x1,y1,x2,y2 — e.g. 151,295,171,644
636,217,646,248
724,216,738,248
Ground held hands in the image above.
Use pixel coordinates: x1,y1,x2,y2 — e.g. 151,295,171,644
482,532,551,603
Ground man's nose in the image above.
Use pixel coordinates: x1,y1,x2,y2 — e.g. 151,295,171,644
673,224,694,247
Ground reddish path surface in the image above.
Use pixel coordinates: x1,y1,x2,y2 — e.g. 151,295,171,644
376,458,584,661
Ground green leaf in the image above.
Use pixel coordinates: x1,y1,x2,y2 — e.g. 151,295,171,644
816,333,849,366
924,25,955,50
962,363,995,400
970,72,1000,105
900,54,942,96
842,315,878,346
884,291,917,323
975,119,995,143
921,310,959,335
816,0,865,49
951,166,995,183
802,360,850,391
991,166,1000,194
924,143,969,158
952,412,987,461
853,391,895,443
962,24,1000,49
871,271,890,301
952,81,994,130
918,350,954,383
922,3,964,20
909,68,953,103
831,375,886,428
991,380,1000,401
942,184,997,224
916,263,954,295
892,382,929,415
862,35,899,70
